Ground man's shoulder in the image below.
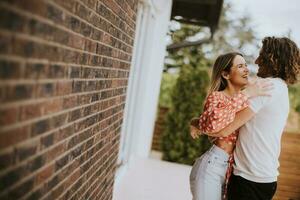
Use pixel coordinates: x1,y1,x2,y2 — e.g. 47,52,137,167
258,77,287,93
248,78,286,113
260,77,286,86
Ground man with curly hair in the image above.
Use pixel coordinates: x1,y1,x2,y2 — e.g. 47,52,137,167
210,36,300,200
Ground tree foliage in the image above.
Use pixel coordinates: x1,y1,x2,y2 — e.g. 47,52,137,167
158,73,178,108
161,61,211,164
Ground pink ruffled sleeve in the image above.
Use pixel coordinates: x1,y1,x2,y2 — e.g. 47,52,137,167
199,92,248,134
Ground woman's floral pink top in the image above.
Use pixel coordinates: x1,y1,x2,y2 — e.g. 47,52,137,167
198,91,249,199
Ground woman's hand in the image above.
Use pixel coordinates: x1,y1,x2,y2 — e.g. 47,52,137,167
190,117,201,139
242,77,273,98
190,125,201,139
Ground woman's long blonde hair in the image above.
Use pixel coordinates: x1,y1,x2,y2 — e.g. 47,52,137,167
208,52,243,94
190,52,244,131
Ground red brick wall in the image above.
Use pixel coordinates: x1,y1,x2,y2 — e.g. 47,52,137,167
0,0,137,199
151,107,169,151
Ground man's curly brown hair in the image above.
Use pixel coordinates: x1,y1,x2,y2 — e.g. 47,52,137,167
257,36,300,84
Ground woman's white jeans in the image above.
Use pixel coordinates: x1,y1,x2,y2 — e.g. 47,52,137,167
190,145,229,200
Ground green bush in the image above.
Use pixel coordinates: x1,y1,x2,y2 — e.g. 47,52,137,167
161,63,211,165
158,73,179,108
289,84,300,114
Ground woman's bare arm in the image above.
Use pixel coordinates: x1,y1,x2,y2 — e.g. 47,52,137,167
190,107,256,139
208,107,255,137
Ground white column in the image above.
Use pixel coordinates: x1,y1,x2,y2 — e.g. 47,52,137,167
133,0,173,157
116,0,172,179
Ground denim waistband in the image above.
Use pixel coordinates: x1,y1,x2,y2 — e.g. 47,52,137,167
207,144,230,161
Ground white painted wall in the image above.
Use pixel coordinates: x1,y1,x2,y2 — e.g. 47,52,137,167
115,0,172,183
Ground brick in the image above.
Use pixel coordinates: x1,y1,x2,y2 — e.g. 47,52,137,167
0,60,22,79
46,143,65,162
55,154,69,171
28,18,52,38
36,83,55,98
0,7,26,32
40,133,54,149
11,37,40,58
9,177,34,199
84,39,97,53
0,32,12,54
62,49,78,63
24,41,35,57
54,124,74,143
75,3,88,19
0,85,5,103
4,84,35,102
82,68,95,78
91,93,100,102
83,106,91,116
47,174,59,189
24,63,49,79
0,107,18,126
8,0,47,15
79,53,89,65
0,125,30,149
19,103,43,121
31,119,51,136
46,3,63,24
48,64,66,79
0,165,27,191
52,113,68,128
88,55,100,66
61,170,81,199
35,164,54,186
52,28,69,45
80,22,92,38
84,80,97,91
0,150,14,170
72,80,84,93
28,154,46,172
69,108,81,122
49,182,65,199
68,34,85,49
43,99,62,115
91,28,103,41
82,0,98,9
69,66,81,78
57,158,79,182
56,81,72,95
67,135,79,150
25,188,43,200
62,96,78,109
15,140,38,162
67,16,81,32
71,145,83,159
53,0,76,13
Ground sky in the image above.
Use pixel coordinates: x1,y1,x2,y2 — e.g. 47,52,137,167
228,0,300,72
229,0,300,49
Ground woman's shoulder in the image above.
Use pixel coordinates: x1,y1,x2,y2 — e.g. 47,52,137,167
207,91,225,99
206,91,226,102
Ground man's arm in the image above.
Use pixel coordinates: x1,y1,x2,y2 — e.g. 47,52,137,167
207,107,256,137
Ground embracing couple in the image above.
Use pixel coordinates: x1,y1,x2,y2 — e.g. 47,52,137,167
189,36,300,200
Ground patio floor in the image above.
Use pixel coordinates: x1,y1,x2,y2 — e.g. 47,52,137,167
113,151,192,200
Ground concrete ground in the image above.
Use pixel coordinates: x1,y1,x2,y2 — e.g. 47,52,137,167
113,151,192,200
